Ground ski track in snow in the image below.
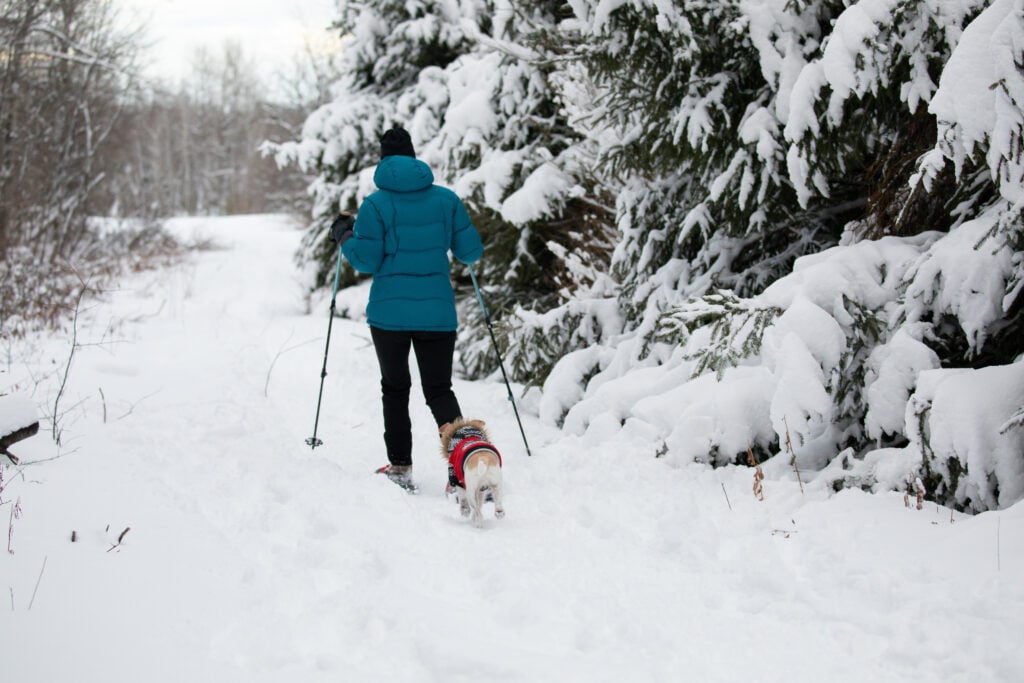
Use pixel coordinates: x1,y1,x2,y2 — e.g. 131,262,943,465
4,215,1023,682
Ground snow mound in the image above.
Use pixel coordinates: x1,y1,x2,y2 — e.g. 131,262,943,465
0,394,37,438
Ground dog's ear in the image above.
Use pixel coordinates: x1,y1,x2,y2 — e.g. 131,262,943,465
439,422,456,455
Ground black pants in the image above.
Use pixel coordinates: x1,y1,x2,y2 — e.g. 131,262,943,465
370,327,462,466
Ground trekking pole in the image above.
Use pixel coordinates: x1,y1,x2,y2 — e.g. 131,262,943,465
306,245,345,449
467,265,533,457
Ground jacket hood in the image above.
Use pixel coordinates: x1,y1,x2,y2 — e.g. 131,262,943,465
374,155,434,193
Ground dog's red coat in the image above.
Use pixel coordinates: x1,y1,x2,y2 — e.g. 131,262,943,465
448,435,502,488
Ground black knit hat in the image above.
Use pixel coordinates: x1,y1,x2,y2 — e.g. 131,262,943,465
380,126,416,159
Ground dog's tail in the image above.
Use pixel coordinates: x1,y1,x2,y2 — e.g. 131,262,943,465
464,450,502,489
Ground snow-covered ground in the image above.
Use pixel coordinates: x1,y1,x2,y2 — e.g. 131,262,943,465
4,215,1022,682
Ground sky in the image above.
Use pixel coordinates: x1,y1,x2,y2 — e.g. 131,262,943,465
118,0,339,84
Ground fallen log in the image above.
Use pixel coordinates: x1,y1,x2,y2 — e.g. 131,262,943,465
1,395,40,465
1,421,39,465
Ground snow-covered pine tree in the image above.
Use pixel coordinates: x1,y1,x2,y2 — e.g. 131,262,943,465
527,0,1023,489
501,1,854,390
402,1,616,379
267,0,480,291
894,0,1024,511
498,1,868,395
271,1,616,380
573,2,858,335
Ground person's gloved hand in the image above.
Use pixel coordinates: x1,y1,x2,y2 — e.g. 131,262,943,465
330,213,355,245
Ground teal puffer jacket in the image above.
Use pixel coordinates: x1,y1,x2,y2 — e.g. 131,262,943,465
342,155,483,331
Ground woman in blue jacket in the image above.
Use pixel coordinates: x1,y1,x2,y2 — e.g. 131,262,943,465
334,127,483,491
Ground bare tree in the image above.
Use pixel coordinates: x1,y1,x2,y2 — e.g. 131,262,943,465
102,41,313,220
0,0,142,263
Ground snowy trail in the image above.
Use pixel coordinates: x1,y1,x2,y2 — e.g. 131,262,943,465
5,215,1023,682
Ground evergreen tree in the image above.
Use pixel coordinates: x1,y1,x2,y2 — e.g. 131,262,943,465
270,0,477,291
272,0,615,379
513,1,997,372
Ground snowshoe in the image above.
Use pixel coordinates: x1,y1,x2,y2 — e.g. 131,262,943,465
376,464,419,494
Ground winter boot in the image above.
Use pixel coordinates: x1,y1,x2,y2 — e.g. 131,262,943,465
376,464,418,493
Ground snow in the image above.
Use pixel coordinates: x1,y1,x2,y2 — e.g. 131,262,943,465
501,162,575,225
909,361,1024,512
4,215,1023,681
0,395,37,439
903,206,1017,351
929,0,1010,164
919,0,1024,204
864,325,941,441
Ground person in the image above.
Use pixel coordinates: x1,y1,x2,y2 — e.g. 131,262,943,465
331,126,483,491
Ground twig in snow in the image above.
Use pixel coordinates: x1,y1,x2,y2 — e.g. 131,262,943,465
52,281,91,444
264,331,320,397
782,417,805,494
116,390,160,420
28,556,47,610
15,445,81,466
721,482,733,511
107,526,130,552
351,332,373,349
998,407,1024,435
98,387,107,423
771,529,798,538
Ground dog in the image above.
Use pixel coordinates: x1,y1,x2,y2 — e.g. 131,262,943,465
440,418,505,527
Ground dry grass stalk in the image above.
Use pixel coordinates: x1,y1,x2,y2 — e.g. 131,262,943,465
782,417,805,494
904,477,926,510
107,526,131,553
7,497,22,554
748,447,765,501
